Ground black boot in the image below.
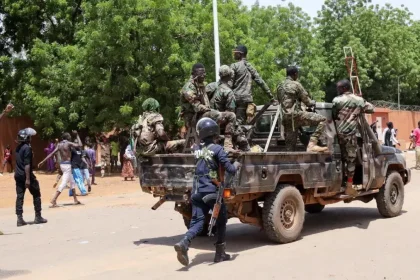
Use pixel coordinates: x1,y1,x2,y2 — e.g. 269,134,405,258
17,215,27,227
174,236,190,266
34,213,48,224
214,243,231,263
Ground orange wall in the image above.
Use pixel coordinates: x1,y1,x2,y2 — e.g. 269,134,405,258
0,116,49,172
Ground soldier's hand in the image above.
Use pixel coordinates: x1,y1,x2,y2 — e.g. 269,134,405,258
270,98,279,106
5,103,14,113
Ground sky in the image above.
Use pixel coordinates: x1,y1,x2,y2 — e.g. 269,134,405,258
242,0,420,20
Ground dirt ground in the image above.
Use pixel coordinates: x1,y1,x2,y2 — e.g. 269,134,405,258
0,152,419,280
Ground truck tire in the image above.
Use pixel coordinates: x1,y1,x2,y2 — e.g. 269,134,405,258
305,204,325,214
182,216,213,236
262,184,305,244
376,172,404,218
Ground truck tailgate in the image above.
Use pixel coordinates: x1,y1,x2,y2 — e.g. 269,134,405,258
139,154,195,195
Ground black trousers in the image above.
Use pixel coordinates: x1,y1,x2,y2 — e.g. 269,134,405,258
15,178,42,216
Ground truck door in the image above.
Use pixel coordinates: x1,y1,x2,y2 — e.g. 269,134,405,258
359,117,376,191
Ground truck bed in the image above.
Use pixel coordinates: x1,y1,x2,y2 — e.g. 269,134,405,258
140,151,339,196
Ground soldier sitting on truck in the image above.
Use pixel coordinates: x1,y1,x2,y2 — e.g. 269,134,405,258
180,63,236,152
132,98,185,156
277,66,329,153
210,65,250,151
332,79,374,196
174,117,237,266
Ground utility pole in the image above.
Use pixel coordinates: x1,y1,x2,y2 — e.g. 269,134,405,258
213,0,220,81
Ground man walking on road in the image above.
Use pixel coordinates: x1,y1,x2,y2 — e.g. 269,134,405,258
15,128,48,226
38,132,82,207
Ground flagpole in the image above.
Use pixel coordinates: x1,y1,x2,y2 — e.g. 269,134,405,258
213,0,220,81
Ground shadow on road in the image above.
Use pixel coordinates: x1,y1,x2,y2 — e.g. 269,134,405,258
134,206,406,252
0,269,31,279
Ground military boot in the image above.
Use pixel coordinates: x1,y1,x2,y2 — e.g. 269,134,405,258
345,181,358,197
34,213,48,224
17,215,27,227
307,141,329,153
224,135,235,153
174,236,190,266
214,243,231,263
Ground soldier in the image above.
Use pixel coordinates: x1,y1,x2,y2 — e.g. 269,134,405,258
230,45,276,125
332,79,374,196
174,118,237,266
180,63,236,151
277,66,328,152
132,98,185,156
211,65,250,151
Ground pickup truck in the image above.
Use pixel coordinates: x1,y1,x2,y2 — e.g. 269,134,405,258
139,103,411,243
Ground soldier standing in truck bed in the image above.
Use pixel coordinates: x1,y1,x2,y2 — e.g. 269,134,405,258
230,45,276,125
180,63,236,151
277,66,329,153
211,65,250,151
332,79,374,196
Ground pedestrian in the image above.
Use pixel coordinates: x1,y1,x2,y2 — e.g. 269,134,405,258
38,131,82,207
278,66,328,152
0,144,13,175
174,118,237,266
110,136,119,173
15,128,47,226
81,149,92,192
383,122,400,148
99,136,111,177
409,130,416,150
121,144,135,181
69,145,88,196
85,143,97,185
44,140,55,173
413,121,420,169
332,79,374,196
230,45,276,124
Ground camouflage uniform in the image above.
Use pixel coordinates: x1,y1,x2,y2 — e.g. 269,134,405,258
277,77,326,151
133,98,185,156
332,91,374,180
180,78,236,149
230,59,273,125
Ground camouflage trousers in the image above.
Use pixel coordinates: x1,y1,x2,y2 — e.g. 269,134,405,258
140,140,186,156
338,134,357,179
184,110,236,135
235,101,255,125
416,146,420,169
283,111,326,151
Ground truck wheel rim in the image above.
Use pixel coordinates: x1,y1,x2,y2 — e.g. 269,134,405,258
281,199,295,229
390,184,399,205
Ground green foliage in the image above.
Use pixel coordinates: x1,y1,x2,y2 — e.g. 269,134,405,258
1,0,420,137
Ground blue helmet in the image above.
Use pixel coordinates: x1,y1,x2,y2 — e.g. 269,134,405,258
196,118,220,140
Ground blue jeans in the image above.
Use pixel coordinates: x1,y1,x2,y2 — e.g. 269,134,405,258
185,192,227,244
72,168,87,195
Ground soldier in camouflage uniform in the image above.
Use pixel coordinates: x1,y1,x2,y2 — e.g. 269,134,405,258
180,63,236,151
211,65,250,151
230,45,276,125
332,79,374,196
132,98,185,156
277,66,328,153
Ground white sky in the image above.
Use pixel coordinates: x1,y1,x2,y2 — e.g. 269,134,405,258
242,0,420,20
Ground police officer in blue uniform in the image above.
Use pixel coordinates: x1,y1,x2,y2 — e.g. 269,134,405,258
174,118,237,266
15,128,48,227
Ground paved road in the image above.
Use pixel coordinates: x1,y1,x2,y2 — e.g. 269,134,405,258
0,168,419,280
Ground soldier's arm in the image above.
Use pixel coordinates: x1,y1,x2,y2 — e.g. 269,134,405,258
297,82,315,107
154,122,170,141
331,98,339,120
215,146,237,174
226,91,236,112
182,87,209,113
228,63,237,88
245,61,273,99
363,100,375,114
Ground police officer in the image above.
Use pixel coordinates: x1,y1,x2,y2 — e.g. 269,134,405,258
15,128,48,227
174,118,237,266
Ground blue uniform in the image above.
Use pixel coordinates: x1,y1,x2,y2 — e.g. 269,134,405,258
186,142,236,243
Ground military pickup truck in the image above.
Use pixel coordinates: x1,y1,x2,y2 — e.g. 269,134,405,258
139,103,411,243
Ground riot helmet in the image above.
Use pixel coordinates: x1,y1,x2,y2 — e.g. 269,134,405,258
17,128,37,143
196,118,220,140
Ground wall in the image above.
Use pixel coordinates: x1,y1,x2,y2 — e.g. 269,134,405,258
0,116,48,172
